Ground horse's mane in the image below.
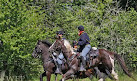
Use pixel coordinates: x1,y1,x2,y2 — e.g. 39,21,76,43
64,39,75,54
41,40,52,47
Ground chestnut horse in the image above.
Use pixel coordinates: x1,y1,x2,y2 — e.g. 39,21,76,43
49,38,116,81
48,37,135,81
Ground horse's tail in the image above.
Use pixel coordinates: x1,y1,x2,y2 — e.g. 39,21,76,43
114,53,136,81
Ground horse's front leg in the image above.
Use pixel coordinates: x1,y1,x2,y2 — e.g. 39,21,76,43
46,71,51,81
85,69,94,80
40,71,46,81
55,73,58,81
60,69,75,81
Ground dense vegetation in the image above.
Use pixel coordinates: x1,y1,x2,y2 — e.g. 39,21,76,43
0,0,136,80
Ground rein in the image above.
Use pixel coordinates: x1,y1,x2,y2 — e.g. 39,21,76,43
43,56,53,63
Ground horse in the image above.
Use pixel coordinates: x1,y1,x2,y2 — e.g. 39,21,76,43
48,37,116,81
32,40,70,81
48,36,135,81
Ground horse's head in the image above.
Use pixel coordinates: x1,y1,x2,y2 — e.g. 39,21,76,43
48,36,64,54
32,40,43,58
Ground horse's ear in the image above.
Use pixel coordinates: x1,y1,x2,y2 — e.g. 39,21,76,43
54,35,59,39
37,40,41,44
58,36,61,40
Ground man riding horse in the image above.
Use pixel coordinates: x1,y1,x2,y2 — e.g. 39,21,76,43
54,31,65,74
76,25,92,71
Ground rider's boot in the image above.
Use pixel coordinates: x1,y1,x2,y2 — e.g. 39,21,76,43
90,58,92,67
55,62,62,74
59,64,62,72
81,56,86,71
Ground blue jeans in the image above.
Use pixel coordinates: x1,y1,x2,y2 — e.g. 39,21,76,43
57,52,64,64
80,44,91,60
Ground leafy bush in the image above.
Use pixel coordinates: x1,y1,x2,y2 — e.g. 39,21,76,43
0,0,136,80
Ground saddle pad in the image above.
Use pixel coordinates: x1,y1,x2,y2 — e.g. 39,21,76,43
88,48,99,57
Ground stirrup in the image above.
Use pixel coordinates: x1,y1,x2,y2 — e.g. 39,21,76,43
55,68,61,74
79,63,86,71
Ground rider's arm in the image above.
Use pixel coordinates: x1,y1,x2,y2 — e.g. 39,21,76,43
77,35,86,46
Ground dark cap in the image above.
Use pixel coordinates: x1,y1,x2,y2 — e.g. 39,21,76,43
56,31,64,35
78,25,84,31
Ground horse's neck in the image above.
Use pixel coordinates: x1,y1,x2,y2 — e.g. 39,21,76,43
41,46,50,61
63,40,75,55
62,45,72,60
64,40,73,51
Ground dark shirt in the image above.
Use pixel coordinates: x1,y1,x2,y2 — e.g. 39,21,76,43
77,32,90,52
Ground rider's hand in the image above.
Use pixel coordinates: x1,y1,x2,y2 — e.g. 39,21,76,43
74,45,78,49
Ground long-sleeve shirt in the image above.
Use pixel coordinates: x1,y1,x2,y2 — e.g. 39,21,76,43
77,32,90,52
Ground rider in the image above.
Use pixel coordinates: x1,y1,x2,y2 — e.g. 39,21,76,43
77,25,91,71
55,30,65,74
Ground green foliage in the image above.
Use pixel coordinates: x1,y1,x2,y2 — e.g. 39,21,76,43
0,0,46,80
0,0,137,80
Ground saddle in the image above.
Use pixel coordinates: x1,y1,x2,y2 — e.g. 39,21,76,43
69,47,99,63
87,47,99,67
88,47,99,58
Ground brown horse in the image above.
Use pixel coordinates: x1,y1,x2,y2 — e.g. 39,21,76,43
48,38,116,81
48,37,135,81
32,40,70,81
